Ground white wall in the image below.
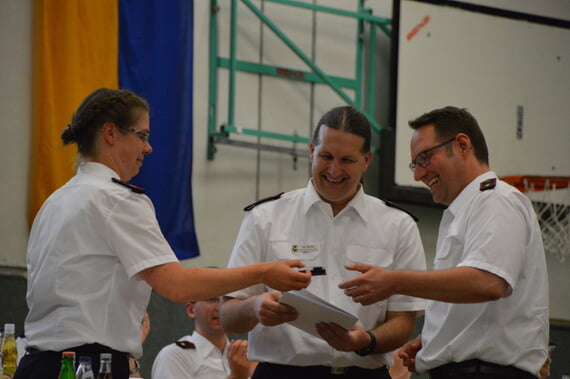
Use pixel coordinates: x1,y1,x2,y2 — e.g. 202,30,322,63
395,0,570,188
0,0,32,268
1,0,569,319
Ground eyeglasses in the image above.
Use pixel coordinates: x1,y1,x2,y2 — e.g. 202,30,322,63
409,137,455,172
128,128,150,144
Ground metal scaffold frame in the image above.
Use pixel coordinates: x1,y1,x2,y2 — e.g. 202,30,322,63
208,0,391,160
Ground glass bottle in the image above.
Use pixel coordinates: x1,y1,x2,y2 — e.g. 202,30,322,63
76,356,95,379
1,323,17,379
58,351,76,379
96,353,112,379
0,327,4,373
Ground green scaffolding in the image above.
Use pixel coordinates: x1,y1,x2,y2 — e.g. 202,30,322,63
208,0,391,160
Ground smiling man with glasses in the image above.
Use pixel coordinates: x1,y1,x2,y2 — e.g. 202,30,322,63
408,136,455,172
340,106,549,379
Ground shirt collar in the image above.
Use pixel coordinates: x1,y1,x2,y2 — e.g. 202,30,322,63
77,161,120,179
447,171,497,217
303,179,322,213
303,179,368,222
191,331,229,359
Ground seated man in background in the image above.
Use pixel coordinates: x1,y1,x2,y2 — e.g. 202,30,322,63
152,298,256,379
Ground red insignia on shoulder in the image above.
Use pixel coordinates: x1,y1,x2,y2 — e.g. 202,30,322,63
111,178,145,194
243,192,284,211
175,340,196,349
479,178,497,192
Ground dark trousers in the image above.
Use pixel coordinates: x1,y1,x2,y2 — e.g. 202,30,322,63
429,359,536,379
13,343,129,379
252,362,391,379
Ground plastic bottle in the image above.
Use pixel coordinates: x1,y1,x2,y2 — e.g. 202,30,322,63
76,356,95,379
1,323,17,379
0,327,4,374
96,353,112,379
58,351,76,379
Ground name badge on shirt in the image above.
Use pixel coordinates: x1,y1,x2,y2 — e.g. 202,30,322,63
291,244,319,254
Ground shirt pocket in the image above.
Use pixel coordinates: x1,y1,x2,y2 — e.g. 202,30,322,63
433,236,463,269
344,246,392,328
344,245,393,281
346,245,393,266
269,241,320,262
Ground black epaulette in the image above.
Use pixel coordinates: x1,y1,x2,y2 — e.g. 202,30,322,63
479,178,496,192
382,199,419,222
243,192,284,211
111,178,145,194
175,340,196,349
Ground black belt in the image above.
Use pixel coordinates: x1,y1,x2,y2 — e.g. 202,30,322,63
253,362,390,379
22,343,129,379
25,343,127,359
429,359,535,379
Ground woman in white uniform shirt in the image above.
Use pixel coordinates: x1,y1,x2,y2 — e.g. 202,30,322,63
14,88,310,379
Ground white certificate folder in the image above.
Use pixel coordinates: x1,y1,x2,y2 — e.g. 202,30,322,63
279,289,358,339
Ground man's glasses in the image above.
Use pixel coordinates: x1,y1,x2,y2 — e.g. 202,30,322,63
129,128,150,144
409,137,455,172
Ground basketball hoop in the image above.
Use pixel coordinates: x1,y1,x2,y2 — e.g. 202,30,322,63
502,176,570,262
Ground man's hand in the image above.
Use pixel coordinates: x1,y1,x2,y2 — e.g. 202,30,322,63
398,335,422,374
140,312,150,344
261,260,311,292
227,340,255,379
315,323,371,352
254,292,298,326
339,264,394,305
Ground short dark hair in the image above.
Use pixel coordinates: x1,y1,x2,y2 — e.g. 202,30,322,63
408,106,489,165
312,106,371,154
61,88,150,156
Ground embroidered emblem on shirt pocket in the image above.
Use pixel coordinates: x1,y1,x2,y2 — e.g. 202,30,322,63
270,241,319,261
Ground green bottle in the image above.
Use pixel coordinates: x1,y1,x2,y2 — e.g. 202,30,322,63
58,351,76,379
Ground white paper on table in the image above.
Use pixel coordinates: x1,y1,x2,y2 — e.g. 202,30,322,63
279,289,358,339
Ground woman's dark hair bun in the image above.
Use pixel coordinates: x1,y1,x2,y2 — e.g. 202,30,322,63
61,124,77,145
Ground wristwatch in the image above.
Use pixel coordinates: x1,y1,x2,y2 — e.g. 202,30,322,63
128,354,140,376
355,331,377,356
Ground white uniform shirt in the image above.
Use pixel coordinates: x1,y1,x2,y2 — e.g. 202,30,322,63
151,331,231,379
416,172,549,377
25,162,178,357
227,181,426,368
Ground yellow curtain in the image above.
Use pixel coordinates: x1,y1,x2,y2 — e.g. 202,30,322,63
29,0,118,224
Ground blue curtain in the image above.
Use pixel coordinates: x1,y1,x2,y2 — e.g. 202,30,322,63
118,0,199,259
